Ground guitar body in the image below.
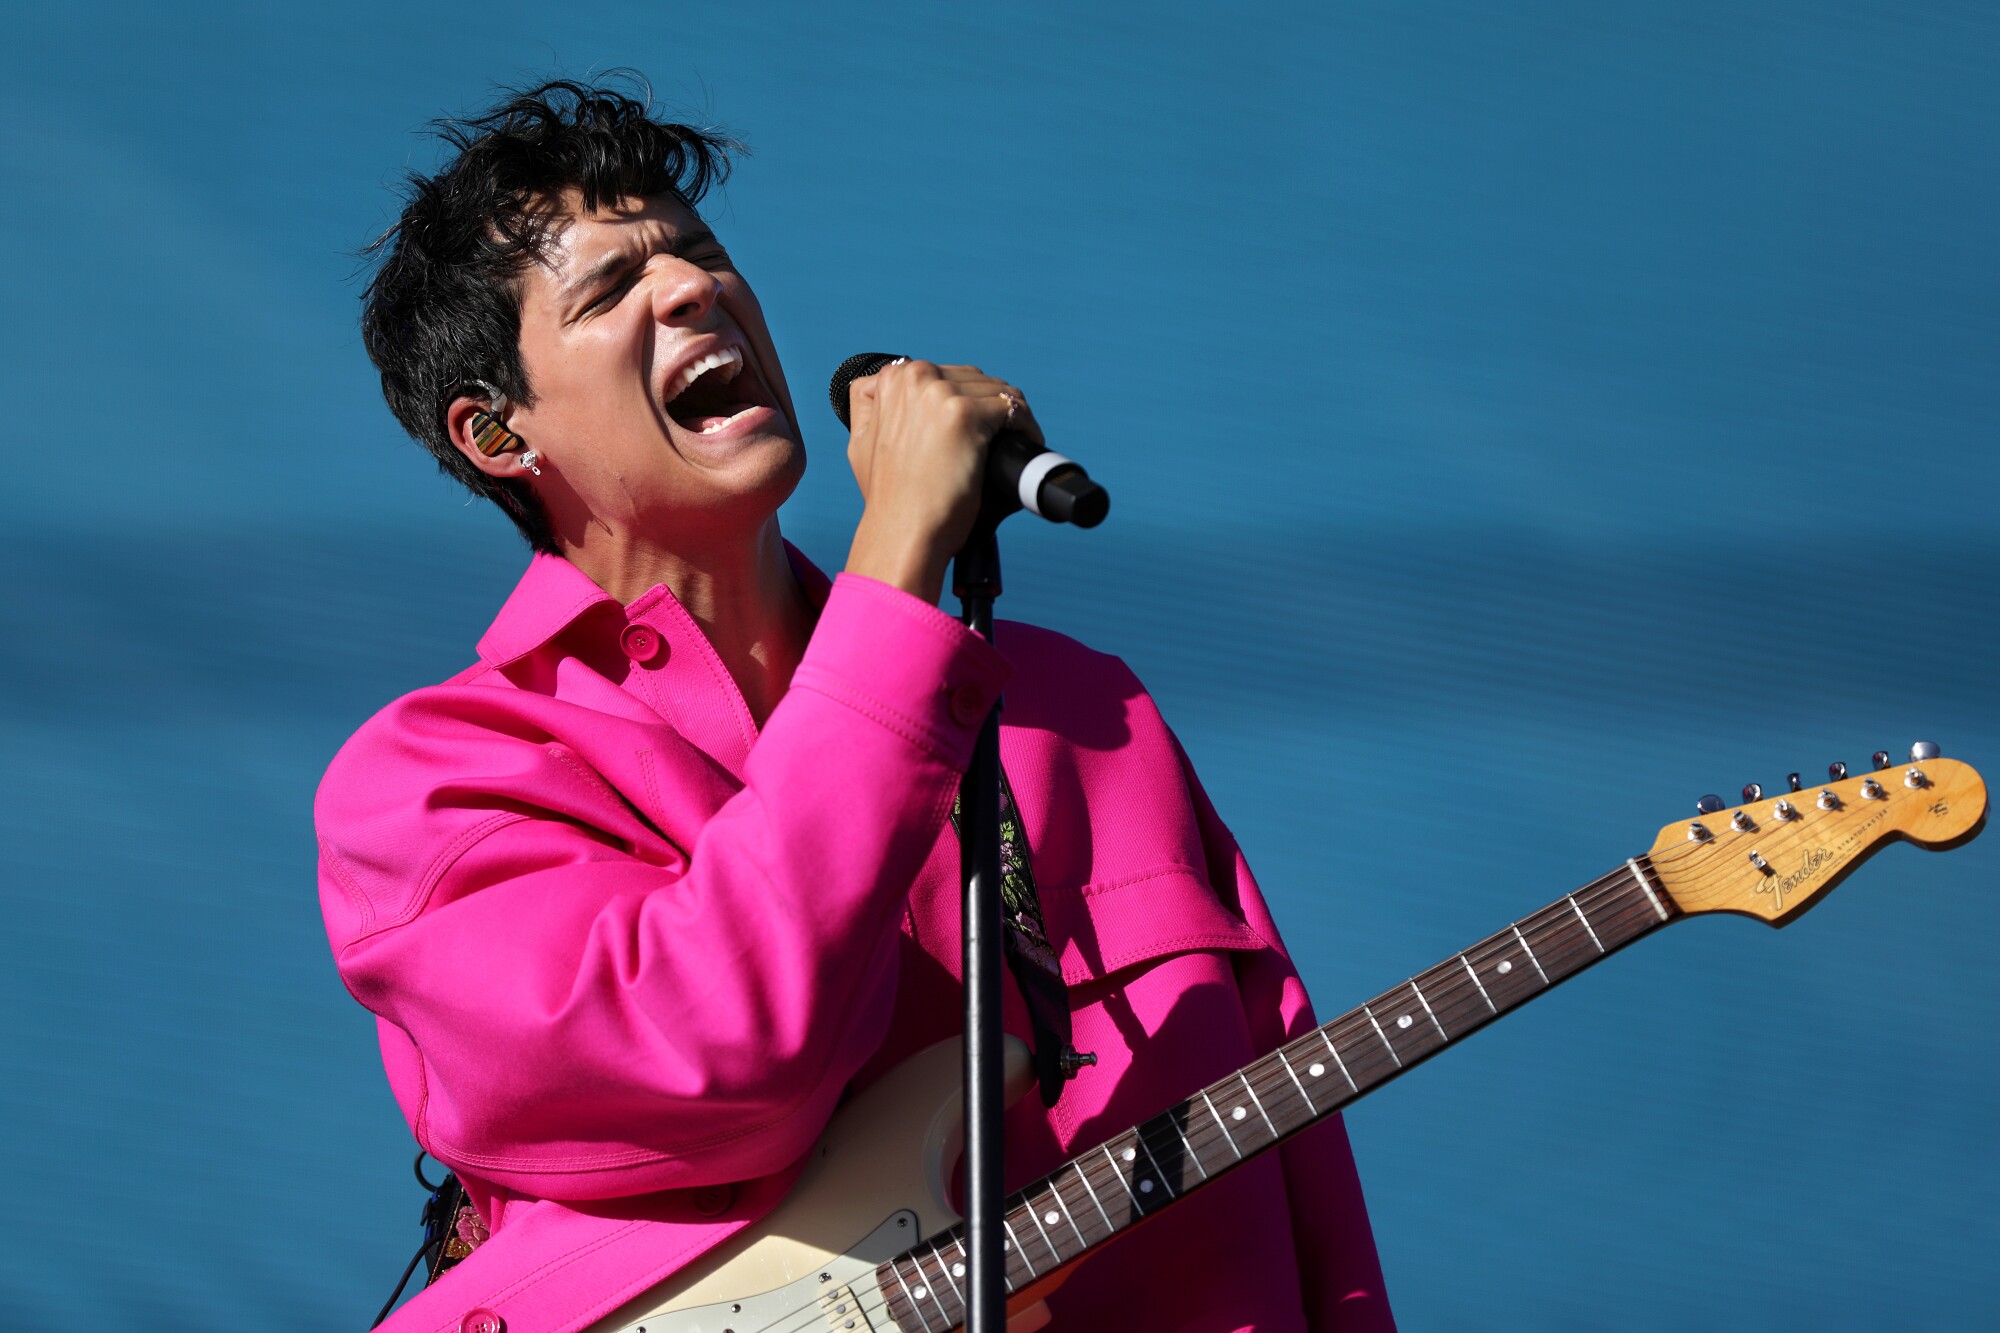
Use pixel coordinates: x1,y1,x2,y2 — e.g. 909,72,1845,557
582,1038,1040,1333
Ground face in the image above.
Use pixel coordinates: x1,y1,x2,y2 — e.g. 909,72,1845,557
482,193,804,548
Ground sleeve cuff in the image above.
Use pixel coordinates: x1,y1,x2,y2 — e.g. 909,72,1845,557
786,573,1013,768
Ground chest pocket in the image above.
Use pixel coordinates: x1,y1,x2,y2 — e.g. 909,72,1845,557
1040,865,1267,987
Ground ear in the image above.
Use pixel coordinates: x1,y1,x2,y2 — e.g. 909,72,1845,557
445,393,533,481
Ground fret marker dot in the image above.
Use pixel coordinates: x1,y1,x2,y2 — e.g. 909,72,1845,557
1139,1179,1154,1193
1044,1211,1060,1226
1396,1014,1413,1029
1122,1147,1136,1162
1308,1062,1325,1077
914,1287,928,1301
953,1263,965,1277
1497,960,1513,974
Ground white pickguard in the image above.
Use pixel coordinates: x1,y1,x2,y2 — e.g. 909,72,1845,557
581,1038,1038,1333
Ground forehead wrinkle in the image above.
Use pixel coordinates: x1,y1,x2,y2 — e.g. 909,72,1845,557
551,215,721,299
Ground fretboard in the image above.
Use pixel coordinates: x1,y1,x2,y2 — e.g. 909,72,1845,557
876,854,1680,1330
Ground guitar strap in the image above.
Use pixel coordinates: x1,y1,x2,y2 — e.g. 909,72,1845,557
951,762,1075,1107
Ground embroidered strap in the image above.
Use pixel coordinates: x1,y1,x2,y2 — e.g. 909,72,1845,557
951,763,1075,1107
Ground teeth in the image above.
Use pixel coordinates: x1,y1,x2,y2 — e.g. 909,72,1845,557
667,345,744,401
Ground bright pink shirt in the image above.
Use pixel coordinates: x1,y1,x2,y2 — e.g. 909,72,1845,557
317,550,1393,1331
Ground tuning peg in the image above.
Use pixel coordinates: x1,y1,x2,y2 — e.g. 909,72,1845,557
1872,751,1892,771
1828,762,1848,781
1741,783,1763,802
1696,794,1726,815
1787,773,1803,792
1911,741,1942,761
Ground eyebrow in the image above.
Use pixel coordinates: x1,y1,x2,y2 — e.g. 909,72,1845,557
561,227,723,301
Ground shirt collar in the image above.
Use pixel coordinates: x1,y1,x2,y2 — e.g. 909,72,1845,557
476,543,833,669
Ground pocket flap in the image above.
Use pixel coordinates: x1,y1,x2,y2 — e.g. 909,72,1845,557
1041,866,1267,986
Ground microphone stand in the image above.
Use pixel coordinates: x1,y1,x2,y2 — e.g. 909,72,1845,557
954,518,1006,1333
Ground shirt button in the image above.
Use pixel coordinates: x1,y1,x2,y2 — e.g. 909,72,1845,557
620,623,665,664
949,682,989,727
459,1310,504,1333
691,1183,734,1216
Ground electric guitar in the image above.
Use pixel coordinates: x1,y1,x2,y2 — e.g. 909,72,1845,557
583,748,1987,1333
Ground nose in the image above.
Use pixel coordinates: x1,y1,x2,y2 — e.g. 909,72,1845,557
650,256,723,325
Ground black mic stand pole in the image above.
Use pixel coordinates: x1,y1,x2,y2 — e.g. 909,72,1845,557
955,519,1006,1333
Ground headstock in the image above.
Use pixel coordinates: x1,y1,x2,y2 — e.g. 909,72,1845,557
1647,750,1986,925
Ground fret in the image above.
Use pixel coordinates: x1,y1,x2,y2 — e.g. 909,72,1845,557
1276,1048,1320,1115
1361,1003,1404,1068
912,1246,962,1329
1018,1198,1062,1273
1099,1142,1148,1217
1580,874,1658,951
1567,893,1606,953
928,1239,963,1308
1071,1161,1115,1235
1042,1179,1088,1251
1199,1089,1244,1158
1131,1124,1181,1200
1315,1027,1360,1093
1510,923,1550,983
890,1257,939,1333
1160,1107,1213,1180
1467,929,1546,1009
1458,953,1497,1014
1365,984,1452,1066
1411,978,1450,1041
1239,1070,1276,1136
1628,857,1671,921
1246,1056,1312,1137
1002,1216,1037,1278
1522,900,1601,976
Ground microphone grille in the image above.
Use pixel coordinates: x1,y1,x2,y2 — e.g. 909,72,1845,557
827,352,903,428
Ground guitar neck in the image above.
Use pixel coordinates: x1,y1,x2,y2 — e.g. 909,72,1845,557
877,855,1682,1327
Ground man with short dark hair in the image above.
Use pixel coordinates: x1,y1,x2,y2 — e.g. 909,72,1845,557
321,79,1393,1331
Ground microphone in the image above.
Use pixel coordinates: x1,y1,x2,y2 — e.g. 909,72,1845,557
828,353,1109,529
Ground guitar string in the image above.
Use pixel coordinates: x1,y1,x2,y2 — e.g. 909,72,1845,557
731,791,1905,1333
741,851,1743,1333
733,869,1671,1333
742,823,1851,1333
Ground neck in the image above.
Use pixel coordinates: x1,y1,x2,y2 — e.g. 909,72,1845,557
563,517,815,726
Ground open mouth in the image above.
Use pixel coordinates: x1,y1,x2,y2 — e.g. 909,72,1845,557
663,345,772,435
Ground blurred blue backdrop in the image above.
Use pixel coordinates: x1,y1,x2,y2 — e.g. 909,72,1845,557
3,2,1995,1328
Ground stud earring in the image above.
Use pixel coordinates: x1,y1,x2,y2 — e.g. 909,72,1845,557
518,449,542,477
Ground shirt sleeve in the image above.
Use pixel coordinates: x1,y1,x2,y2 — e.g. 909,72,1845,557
315,574,1009,1200
1172,733,1400,1331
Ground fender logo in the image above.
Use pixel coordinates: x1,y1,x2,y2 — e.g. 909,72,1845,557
1929,799,1951,817
1763,847,1836,909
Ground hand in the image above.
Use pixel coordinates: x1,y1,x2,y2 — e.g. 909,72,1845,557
842,359,1043,605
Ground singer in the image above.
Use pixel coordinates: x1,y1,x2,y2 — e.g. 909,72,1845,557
318,79,1392,1331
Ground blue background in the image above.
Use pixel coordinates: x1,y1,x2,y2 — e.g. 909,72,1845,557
3,2,1996,1328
